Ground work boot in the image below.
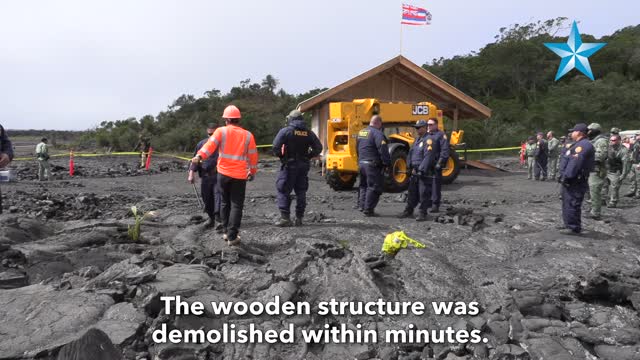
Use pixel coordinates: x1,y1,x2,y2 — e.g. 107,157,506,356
275,214,292,227
204,218,215,229
430,205,439,213
415,212,428,222
624,192,636,198
294,217,303,226
607,203,617,208
363,209,377,217
397,209,413,219
588,213,602,220
227,236,241,246
559,228,581,236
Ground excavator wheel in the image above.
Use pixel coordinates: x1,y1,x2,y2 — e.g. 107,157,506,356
384,147,410,192
441,151,461,184
326,170,357,191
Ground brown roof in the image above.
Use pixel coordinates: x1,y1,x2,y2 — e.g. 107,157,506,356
298,55,491,119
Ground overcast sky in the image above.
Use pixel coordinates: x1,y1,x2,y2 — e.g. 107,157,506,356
1,0,638,130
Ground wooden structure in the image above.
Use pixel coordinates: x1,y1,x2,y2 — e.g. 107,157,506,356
298,55,491,149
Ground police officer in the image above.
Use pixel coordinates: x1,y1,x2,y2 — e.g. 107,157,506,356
587,123,608,220
605,134,627,208
0,124,13,214
558,123,595,235
525,136,537,180
547,131,561,181
558,135,575,181
357,115,391,216
534,132,548,181
420,118,449,213
188,124,221,230
398,120,430,221
272,110,323,226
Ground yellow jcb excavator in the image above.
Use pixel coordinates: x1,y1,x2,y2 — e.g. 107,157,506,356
325,98,464,192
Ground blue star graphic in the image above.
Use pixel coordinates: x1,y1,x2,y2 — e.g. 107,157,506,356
544,21,606,81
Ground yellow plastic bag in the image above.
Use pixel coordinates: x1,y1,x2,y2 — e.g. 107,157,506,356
381,231,426,256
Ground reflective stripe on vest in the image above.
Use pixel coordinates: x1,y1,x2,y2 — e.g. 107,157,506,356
217,128,252,162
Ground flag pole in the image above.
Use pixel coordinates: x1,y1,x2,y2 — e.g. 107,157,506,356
399,2,403,55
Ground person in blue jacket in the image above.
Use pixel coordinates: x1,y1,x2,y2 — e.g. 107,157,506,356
357,115,391,217
399,119,430,221
558,123,595,235
419,118,449,213
272,110,322,227
188,124,221,230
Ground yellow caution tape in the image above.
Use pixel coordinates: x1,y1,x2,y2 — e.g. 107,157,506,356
12,144,519,162
11,146,274,162
464,146,521,153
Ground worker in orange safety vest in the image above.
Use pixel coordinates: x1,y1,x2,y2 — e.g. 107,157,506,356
191,105,258,246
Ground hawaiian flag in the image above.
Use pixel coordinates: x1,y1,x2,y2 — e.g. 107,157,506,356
402,4,432,26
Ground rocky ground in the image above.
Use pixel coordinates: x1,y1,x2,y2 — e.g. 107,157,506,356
1,156,640,360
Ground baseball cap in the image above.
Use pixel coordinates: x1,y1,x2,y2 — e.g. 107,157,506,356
569,123,588,133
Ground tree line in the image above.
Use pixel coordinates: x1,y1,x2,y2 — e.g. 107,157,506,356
76,76,326,153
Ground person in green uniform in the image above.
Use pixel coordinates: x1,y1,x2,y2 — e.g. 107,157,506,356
587,123,608,220
605,134,627,208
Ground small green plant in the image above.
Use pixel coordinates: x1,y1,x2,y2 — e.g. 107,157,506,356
128,206,156,242
337,239,350,249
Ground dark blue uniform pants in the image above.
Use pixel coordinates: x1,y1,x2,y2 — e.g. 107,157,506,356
405,175,430,213
534,158,548,180
562,181,588,232
358,163,383,211
217,174,247,241
430,169,442,206
276,162,310,217
201,175,221,220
